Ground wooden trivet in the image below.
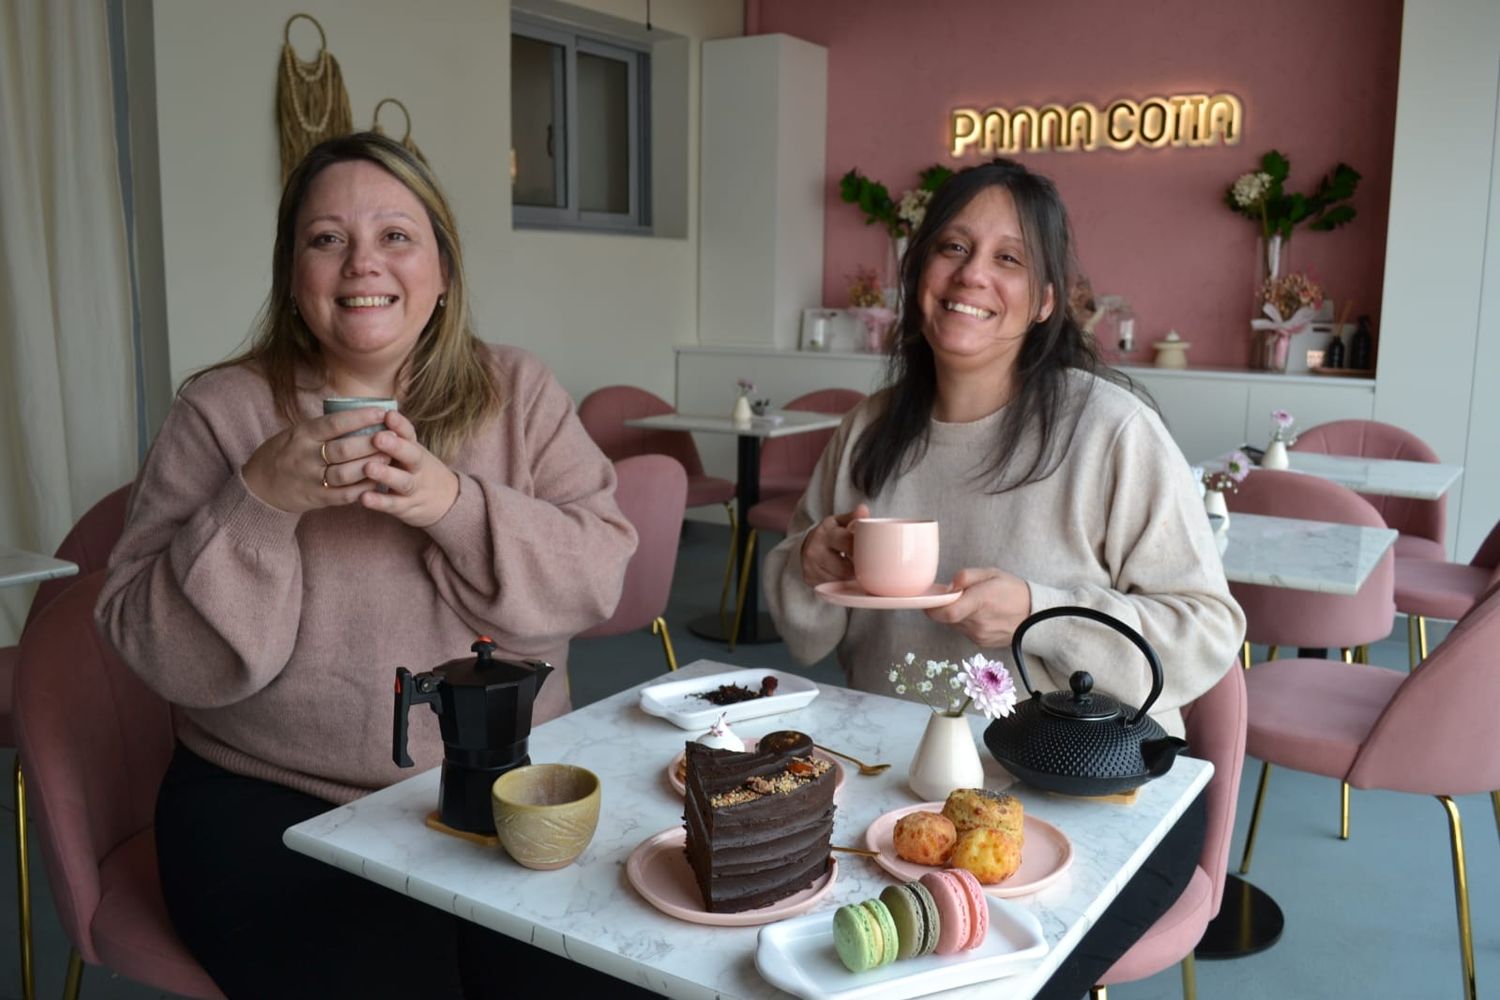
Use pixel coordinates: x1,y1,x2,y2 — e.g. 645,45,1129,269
424,810,500,848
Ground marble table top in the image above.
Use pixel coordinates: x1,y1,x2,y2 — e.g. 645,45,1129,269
0,545,79,590
285,659,1211,1000
624,409,843,439
1202,451,1462,500
1219,512,1398,595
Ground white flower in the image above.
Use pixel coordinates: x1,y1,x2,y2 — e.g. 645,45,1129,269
894,683,907,695
888,669,899,683
949,676,962,689
918,680,933,694
956,653,1019,720
904,651,916,665
897,188,931,230
1231,171,1272,209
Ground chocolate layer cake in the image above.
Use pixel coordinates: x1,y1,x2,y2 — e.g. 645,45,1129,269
682,730,835,913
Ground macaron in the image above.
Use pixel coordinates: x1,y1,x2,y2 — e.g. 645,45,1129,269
832,902,882,972
879,881,939,959
861,898,899,967
918,871,971,956
946,867,991,950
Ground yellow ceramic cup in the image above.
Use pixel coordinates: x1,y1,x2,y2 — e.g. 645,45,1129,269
490,764,601,870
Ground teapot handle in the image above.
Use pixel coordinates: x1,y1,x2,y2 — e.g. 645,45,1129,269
1010,606,1166,725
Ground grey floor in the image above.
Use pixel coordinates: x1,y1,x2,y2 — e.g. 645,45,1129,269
1,521,1493,999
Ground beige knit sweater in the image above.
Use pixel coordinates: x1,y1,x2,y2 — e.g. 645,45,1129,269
764,371,1244,737
96,345,636,803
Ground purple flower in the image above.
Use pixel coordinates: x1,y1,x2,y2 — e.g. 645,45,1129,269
1224,450,1252,482
956,654,1017,719
1272,409,1294,429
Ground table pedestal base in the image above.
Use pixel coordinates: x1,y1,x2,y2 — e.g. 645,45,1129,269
1195,874,1284,959
687,612,780,645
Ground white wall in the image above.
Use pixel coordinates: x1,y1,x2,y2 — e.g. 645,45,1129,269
145,0,742,412
1375,0,1500,559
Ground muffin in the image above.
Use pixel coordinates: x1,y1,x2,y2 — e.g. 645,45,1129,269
949,826,1024,884
892,811,958,866
942,788,1024,839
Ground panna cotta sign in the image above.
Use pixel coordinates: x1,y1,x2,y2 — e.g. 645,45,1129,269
951,92,1243,156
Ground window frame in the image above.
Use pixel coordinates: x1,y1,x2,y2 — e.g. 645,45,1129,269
511,14,651,235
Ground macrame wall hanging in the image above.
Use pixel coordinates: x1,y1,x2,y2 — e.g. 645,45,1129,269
276,13,353,182
373,98,428,165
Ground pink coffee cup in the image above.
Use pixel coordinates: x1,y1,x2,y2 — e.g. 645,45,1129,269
852,518,939,597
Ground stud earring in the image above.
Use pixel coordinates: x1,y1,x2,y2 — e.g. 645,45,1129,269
291,299,299,316
438,294,447,308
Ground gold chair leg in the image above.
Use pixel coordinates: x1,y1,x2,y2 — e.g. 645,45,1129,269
1181,951,1198,1000
727,528,758,652
63,947,83,1000
1089,987,1106,1000
1407,615,1420,671
1418,615,1430,664
1239,761,1272,874
15,756,33,1000
1341,647,1352,663
651,616,678,672
717,502,739,630
1491,790,1499,847
1241,641,1251,670
1267,645,1279,661
1437,796,1477,1000
1340,781,1350,840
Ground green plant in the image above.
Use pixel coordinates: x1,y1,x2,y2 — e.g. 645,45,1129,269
1226,150,1361,241
839,164,954,239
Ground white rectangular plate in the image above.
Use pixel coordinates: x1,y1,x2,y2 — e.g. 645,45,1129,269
637,668,819,730
755,896,1048,1000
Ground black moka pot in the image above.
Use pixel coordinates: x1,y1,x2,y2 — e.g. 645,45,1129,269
393,638,553,835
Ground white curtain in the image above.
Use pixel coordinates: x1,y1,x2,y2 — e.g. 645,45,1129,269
0,0,137,643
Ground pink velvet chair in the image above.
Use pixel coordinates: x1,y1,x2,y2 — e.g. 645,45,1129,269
0,484,130,1000
574,454,688,673
1395,516,1500,668
1225,469,1395,840
1291,418,1446,561
756,388,864,500
1092,663,1247,1000
1236,587,1500,1000
15,571,223,1000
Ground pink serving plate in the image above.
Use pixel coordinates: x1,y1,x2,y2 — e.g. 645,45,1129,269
864,802,1073,898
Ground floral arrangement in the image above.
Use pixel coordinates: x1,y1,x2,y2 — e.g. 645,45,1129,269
840,165,955,239
1260,273,1324,319
888,652,1018,719
1202,450,1252,494
1226,150,1362,242
1270,409,1297,444
847,266,885,308
734,377,755,398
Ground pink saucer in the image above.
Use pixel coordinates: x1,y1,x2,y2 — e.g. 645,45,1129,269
864,802,1073,897
814,580,962,610
625,827,838,926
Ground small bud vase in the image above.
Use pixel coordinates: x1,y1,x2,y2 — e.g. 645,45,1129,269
731,395,753,426
908,712,985,801
1262,439,1290,470
1203,488,1230,530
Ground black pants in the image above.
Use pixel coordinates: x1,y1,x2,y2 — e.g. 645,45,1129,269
1035,789,1208,1000
155,744,659,1000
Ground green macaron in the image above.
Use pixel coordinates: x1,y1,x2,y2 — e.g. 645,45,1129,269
833,902,882,972
861,898,899,968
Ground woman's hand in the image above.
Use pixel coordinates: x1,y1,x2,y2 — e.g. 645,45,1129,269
800,503,869,588
241,407,391,513
358,410,460,528
925,567,1032,648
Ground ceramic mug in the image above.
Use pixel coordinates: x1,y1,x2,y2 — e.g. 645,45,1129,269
852,518,939,598
323,396,397,438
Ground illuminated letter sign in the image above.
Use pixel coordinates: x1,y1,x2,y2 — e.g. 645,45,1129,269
950,92,1242,156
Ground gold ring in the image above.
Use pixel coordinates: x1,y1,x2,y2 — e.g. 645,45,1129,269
322,465,331,489
320,441,330,464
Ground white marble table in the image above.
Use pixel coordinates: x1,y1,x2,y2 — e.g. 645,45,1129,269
1201,451,1462,500
623,410,845,646
1218,512,1398,595
286,658,1212,1000
0,545,79,590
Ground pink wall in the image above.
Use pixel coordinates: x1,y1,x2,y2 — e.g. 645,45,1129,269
748,0,1402,368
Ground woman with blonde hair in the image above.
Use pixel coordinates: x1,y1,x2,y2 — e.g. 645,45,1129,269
96,132,638,997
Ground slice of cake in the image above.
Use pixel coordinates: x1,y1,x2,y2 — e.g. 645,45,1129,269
682,729,835,913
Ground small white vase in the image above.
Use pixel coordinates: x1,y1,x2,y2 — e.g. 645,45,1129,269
731,395,753,426
908,712,985,801
1262,438,1290,470
1203,488,1230,531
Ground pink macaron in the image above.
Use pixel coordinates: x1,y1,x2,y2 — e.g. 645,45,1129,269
946,867,990,950
918,871,970,956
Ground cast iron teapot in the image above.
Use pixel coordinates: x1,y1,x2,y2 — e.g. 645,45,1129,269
983,606,1187,796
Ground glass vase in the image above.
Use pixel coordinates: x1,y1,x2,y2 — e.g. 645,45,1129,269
908,712,985,801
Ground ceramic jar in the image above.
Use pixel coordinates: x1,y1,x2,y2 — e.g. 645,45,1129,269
1262,439,1290,470
1203,488,1230,530
731,395,753,426
908,712,985,801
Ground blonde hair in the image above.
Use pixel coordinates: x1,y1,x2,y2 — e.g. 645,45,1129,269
189,131,498,461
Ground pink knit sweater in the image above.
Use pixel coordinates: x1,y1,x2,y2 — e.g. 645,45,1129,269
96,345,636,803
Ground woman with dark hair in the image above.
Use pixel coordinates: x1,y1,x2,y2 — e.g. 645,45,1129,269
96,132,640,998
765,158,1243,997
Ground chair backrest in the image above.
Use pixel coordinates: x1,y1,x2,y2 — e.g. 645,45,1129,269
1225,468,1396,648
576,455,688,639
1470,517,1500,578
1347,586,1500,796
15,571,176,966
1180,663,1248,916
1291,419,1445,548
757,388,865,499
23,483,131,630
577,385,706,476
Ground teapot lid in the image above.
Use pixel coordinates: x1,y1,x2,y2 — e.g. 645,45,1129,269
1039,671,1122,722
